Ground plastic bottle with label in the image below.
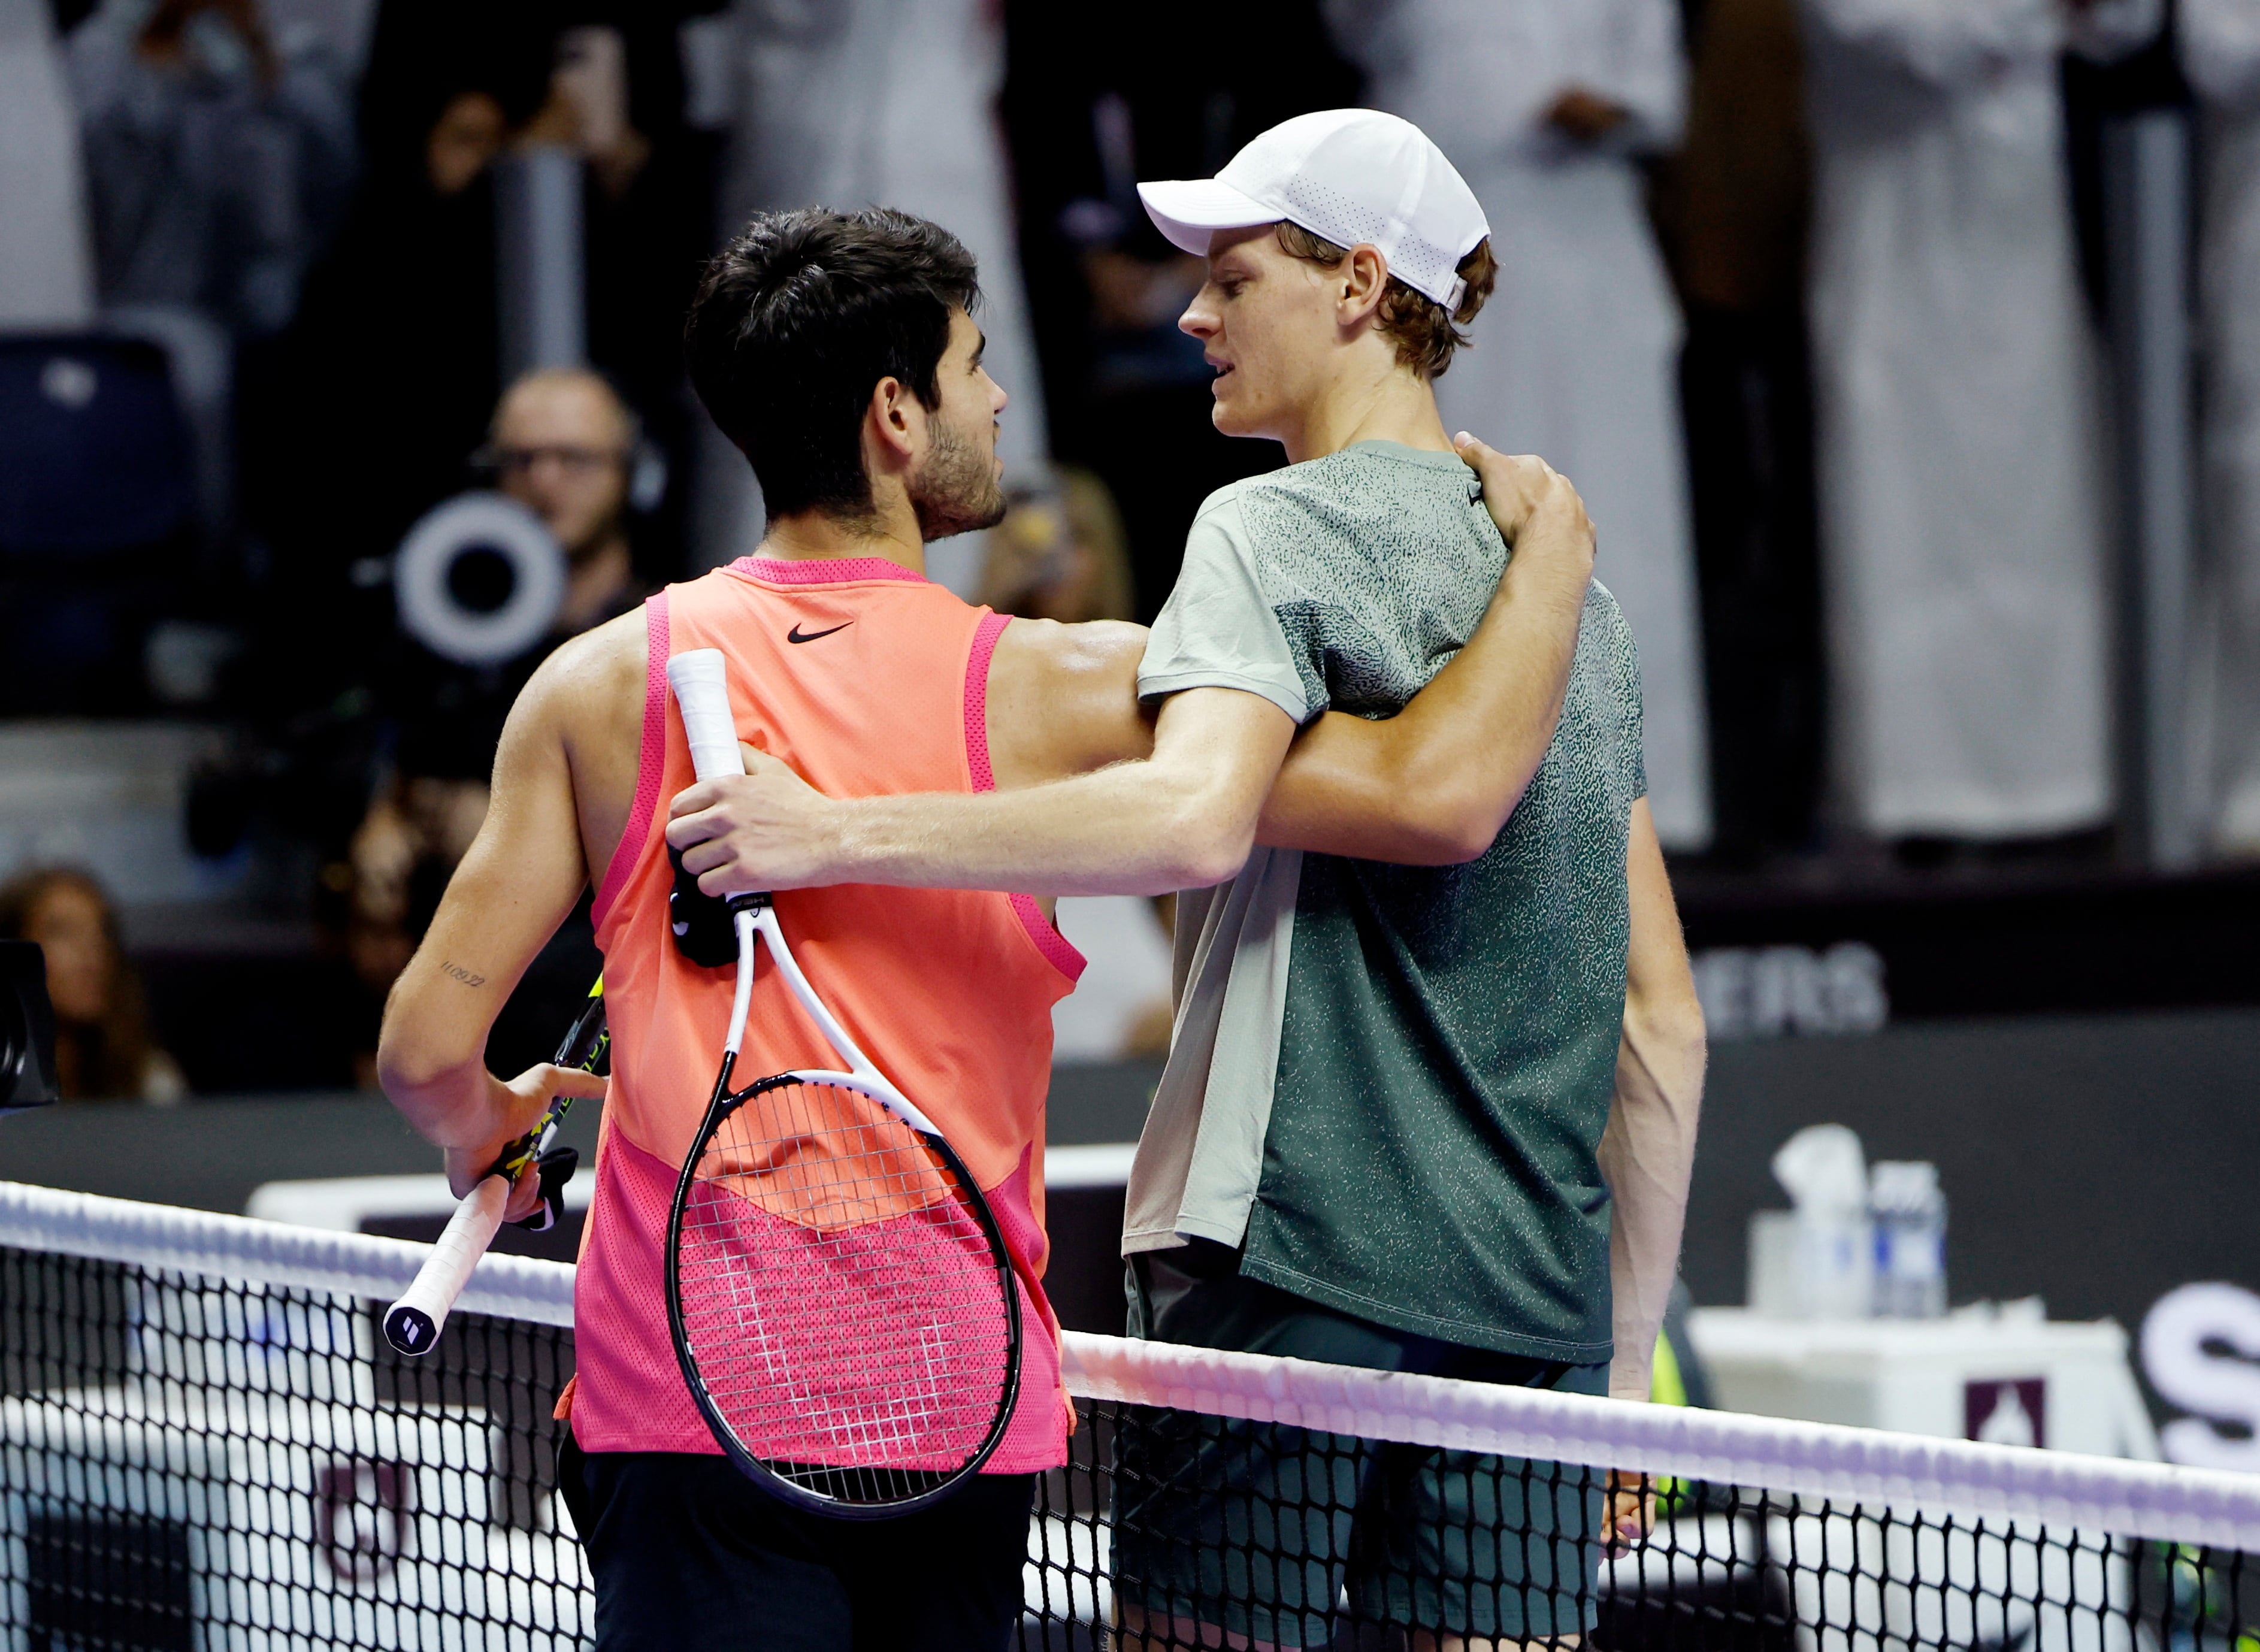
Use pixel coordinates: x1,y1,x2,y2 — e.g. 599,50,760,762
1869,1160,1947,1318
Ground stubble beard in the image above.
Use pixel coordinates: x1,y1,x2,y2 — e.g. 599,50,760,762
908,413,1008,541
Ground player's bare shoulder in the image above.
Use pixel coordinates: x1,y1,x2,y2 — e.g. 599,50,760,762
493,607,650,854
515,607,647,749
985,615,1154,789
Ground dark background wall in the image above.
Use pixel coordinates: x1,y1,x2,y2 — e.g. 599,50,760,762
1675,866,2260,1020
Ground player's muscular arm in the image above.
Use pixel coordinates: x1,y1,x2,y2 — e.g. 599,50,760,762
1260,437,1596,864
1599,798,1705,1405
670,685,1293,897
376,617,641,1203
960,444,1592,839
667,440,1585,891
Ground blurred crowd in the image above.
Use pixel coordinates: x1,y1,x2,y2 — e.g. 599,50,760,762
1,0,2256,1096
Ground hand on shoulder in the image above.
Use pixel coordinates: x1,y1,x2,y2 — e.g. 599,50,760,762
1454,434,1595,581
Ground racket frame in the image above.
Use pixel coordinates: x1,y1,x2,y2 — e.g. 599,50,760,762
662,895,1025,1519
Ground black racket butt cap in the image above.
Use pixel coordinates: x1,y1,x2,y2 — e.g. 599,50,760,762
667,848,738,968
383,1303,439,1357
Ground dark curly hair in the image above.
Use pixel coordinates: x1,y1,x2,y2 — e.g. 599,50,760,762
685,207,981,521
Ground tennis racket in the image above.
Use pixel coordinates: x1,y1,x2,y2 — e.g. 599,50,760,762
661,648,1022,1518
382,979,609,1356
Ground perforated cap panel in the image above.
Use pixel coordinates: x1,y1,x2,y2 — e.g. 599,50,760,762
1139,109,1488,307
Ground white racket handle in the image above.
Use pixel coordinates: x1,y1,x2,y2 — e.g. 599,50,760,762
668,652,921,1125
666,649,746,782
670,648,764,1058
382,1175,510,1356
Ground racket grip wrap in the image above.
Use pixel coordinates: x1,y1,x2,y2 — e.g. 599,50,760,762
383,1175,512,1356
665,649,746,782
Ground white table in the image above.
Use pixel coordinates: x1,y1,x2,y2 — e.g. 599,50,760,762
1686,1306,2159,1457
1676,1311,2159,1652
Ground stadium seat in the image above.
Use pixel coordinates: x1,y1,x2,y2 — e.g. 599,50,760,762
0,334,197,712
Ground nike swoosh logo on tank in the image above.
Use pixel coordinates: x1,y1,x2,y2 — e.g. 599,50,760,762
786,622,852,645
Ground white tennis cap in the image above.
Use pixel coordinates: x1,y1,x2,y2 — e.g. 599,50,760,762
1137,108,1490,309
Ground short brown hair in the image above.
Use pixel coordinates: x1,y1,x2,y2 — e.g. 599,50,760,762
1274,222,1497,380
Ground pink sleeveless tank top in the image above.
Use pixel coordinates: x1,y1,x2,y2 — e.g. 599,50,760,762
561,555,1083,1472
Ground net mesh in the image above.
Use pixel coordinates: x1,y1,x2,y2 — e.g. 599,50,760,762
3,1184,2255,1652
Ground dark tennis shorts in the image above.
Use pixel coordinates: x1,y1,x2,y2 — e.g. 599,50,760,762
558,1436,1032,1652
1112,1246,1608,1648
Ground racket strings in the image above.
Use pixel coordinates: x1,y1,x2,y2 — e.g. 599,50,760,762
674,1077,1015,1504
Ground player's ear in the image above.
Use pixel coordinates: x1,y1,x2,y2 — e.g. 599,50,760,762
1339,244,1390,326
858,374,923,494
866,374,920,462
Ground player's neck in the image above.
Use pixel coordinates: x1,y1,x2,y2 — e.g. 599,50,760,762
760,497,927,576
1281,364,1453,466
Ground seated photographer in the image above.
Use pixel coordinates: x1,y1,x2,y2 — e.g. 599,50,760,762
481,366,646,640
346,368,646,1011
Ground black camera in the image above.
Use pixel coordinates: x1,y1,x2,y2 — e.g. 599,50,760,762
0,940,60,1114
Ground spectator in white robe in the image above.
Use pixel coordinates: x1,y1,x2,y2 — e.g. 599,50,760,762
695,0,1050,595
1330,0,1714,849
2183,0,2260,852
1800,0,2159,843
0,0,95,328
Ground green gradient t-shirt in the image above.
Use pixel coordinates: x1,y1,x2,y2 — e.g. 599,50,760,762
1126,440,1645,1361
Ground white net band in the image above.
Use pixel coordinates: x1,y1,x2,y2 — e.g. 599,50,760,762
7,1179,2256,1553
1064,1335,2260,1553
0,1178,576,1330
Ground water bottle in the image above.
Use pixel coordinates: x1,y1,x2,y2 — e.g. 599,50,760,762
1795,1207,1873,1319
1772,1123,1874,1319
1869,1161,1947,1318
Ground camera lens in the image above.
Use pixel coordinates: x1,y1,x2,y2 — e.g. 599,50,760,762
445,544,519,615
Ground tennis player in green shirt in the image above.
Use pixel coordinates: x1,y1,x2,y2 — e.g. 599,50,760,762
667,109,1705,1650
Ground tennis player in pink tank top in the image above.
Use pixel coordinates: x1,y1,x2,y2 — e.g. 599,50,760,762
375,207,1596,1650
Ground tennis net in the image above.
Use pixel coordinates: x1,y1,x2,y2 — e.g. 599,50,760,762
3,1179,2254,1650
